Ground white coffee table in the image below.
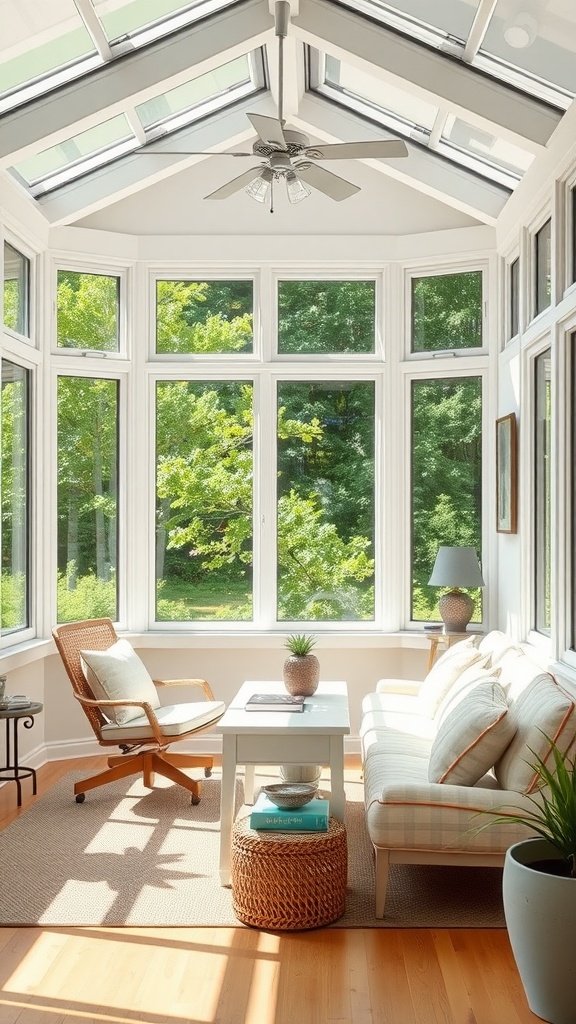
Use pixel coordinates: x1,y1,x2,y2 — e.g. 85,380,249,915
218,679,350,885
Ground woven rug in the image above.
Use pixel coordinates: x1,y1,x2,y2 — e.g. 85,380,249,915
0,767,505,928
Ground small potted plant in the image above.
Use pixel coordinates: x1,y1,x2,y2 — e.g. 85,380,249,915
476,737,576,1024
282,634,320,697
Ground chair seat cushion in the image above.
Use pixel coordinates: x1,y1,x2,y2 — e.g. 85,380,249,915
100,699,225,741
80,637,160,725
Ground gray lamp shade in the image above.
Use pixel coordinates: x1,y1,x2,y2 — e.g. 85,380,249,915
428,546,485,588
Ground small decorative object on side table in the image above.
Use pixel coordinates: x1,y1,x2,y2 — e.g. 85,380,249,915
282,633,320,696
0,700,43,806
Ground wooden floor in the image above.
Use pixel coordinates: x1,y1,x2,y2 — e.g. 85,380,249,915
0,757,539,1024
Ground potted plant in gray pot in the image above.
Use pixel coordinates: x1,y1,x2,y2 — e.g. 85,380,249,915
476,737,576,1024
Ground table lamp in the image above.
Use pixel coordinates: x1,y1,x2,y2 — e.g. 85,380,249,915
428,546,485,633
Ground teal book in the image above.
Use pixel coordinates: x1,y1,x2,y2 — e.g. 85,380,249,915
249,793,330,831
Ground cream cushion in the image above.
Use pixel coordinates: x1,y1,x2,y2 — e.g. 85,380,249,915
428,678,515,786
80,637,160,725
434,663,502,726
495,674,576,793
418,638,489,716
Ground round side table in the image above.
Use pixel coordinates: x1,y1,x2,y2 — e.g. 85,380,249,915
0,702,43,806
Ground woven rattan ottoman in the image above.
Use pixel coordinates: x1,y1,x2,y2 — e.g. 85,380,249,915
231,816,347,930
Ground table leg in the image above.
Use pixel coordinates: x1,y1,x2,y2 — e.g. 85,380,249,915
219,735,237,886
329,736,346,820
243,764,255,804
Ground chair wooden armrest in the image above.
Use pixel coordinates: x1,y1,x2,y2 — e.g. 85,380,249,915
73,691,165,744
153,678,215,700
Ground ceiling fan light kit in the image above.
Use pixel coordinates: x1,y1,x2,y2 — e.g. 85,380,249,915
143,1,409,208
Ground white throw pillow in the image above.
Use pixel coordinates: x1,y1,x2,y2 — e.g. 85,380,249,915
418,639,489,717
428,678,515,786
80,637,160,725
494,675,576,794
434,663,502,726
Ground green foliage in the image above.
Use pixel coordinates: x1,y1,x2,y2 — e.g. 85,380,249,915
284,633,317,655
475,735,576,877
57,270,118,350
1,572,27,630
278,280,375,354
156,280,252,354
56,563,116,622
412,271,482,352
3,280,19,332
412,377,482,620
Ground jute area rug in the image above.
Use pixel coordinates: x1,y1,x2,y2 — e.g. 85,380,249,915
0,767,505,928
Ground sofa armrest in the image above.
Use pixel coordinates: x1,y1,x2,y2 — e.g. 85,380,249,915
376,678,421,696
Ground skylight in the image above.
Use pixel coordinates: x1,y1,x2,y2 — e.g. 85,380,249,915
0,0,244,111
10,50,264,197
335,0,575,109
314,51,534,190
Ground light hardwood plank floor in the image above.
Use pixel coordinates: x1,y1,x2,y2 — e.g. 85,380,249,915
0,757,539,1024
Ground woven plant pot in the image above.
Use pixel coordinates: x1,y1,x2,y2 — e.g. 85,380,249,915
283,654,320,697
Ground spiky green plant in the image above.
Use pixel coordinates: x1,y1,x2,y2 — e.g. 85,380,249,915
475,734,576,877
284,633,317,656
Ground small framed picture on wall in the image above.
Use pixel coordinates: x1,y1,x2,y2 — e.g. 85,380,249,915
496,413,518,534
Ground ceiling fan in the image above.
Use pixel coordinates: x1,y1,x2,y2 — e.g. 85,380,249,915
145,0,408,208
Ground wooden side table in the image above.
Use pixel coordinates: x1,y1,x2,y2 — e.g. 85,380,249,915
0,702,43,806
425,633,470,673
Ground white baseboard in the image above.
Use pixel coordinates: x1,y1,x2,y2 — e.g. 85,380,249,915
19,734,361,767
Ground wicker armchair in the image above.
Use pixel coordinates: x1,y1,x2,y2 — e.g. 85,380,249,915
52,618,225,804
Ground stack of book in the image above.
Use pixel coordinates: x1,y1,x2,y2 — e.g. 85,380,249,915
0,694,32,711
249,791,330,831
245,693,306,712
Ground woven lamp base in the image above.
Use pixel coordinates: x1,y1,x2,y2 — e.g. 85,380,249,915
231,816,347,930
439,589,474,633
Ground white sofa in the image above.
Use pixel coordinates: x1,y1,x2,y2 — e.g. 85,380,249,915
360,631,576,917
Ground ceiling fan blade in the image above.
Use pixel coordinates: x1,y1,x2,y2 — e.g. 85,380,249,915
296,162,360,201
246,113,286,149
304,140,409,160
204,166,266,200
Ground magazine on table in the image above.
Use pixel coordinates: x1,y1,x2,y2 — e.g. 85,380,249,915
244,693,306,712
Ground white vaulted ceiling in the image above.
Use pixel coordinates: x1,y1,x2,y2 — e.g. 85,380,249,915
1,0,575,236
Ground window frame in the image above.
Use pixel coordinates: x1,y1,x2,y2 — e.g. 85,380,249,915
533,216,552,320
52,259,128,357
272,271,383,361
406,367,486,632
532,344,552,639
404,260,488,359
148,268,260,362
0,356,33,644
3,236,33,344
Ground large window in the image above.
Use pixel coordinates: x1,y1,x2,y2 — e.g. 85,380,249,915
155,380,253,621
411,376,483,622
1,360,30,634
56,376,119,622
57,270,120,350
411,270,483,352
276,380,375,620
534,349,552,636
3,242,29,337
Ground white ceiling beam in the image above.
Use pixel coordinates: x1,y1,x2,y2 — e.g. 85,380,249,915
293,94,509,224
293,0,560,153
36,95,277,225
0,0,273,165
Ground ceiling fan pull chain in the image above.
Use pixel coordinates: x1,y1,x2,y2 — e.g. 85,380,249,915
270,177,275,214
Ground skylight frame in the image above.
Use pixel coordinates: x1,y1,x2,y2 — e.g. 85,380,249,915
0,0,246,115
11,47,266,199
331,0,574,112
309,49,525,192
